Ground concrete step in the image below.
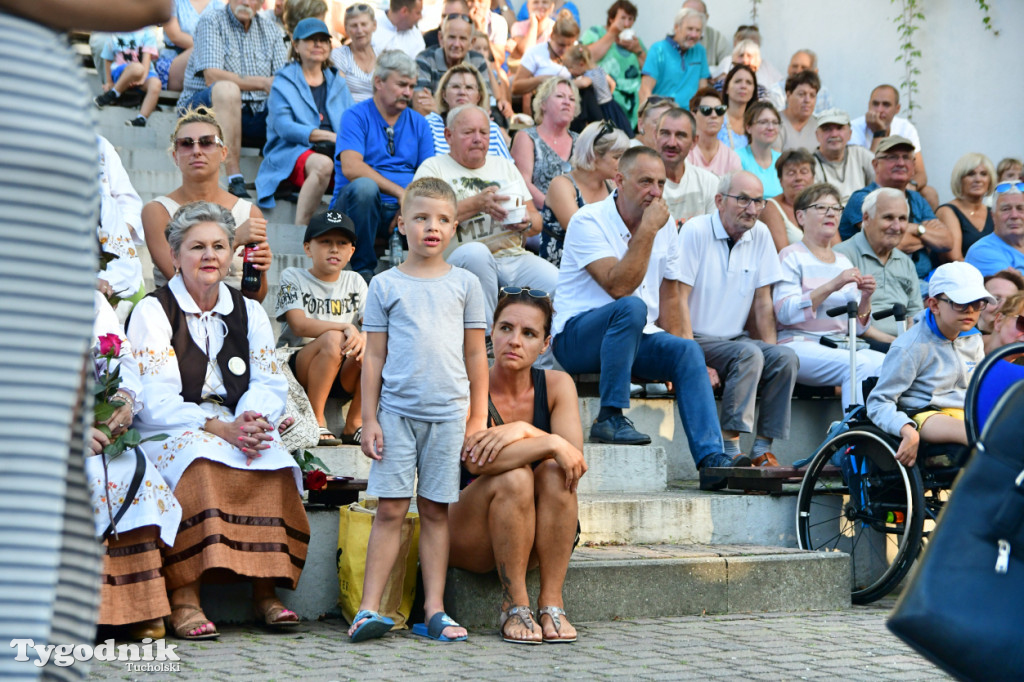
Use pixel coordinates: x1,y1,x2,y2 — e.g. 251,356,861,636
311,442,668,495
112,146,263,179
578,396,843,481
201,512,849,625
579,486,798,546
445,543,850,627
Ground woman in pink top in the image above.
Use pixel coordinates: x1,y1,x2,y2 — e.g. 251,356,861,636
773,183,885,409
686,87,742,177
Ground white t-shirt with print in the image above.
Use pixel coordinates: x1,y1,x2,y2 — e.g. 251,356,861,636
274,267,367,347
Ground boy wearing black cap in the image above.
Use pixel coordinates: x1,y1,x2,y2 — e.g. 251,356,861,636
274,210,367,445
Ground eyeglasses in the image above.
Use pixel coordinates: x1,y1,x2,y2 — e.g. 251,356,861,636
936,296,988,313
722,194,766,210
804,203,844,216
876,153,914,163
995,181,1024,194
384,126,395,155
594,120,615,144
499,286,550,300
442,12,473,24
345,3,372,15
753,118,779,127
697,105,727,116
173,135,223,151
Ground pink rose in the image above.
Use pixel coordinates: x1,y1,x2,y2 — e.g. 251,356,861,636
98,333,122,357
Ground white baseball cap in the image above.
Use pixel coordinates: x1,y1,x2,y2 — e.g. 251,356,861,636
928,262,996,304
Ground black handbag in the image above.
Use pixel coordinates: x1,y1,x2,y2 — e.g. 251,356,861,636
887,380,1024,681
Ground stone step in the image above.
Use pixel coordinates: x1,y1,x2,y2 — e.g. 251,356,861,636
577,396,843,481
112,146,263,179
201,511,848,625
445,543,849,627
310,442,668,495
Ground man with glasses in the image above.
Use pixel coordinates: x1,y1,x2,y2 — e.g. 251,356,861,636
839,136,952,284
811,109,874,204
966,184,1024,276
867,261,994,467
331,49,435,281
372,0,425,60
412,104,552,338
677,171,798,471
551,147,729,486
655,107,716,226
836,187,924,351
177,0,288,198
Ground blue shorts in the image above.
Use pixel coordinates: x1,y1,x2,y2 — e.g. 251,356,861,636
111,62,159,87
177,85,269,142
366,410,464,504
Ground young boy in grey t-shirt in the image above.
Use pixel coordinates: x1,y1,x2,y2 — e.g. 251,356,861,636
274,211,367,445
348,178,488,643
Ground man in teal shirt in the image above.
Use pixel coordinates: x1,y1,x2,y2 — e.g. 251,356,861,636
638,7,709,111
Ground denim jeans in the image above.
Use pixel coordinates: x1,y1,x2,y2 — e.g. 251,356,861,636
330,177,399,275
552,297,724,465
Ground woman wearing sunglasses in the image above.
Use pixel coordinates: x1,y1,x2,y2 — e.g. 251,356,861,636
774,183,884,411
256,17,355,227
936,153,996,262
450,287,586,644
686,87,741,176
983,292,1024,356
142,106,273,302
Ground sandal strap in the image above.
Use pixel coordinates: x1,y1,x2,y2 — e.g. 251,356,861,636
499,605,535,631
169,604,213,636
538,605,566,631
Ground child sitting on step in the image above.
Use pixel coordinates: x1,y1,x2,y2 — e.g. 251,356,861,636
94,27,163,127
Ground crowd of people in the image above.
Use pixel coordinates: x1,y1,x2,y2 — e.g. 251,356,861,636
38,0,1024,654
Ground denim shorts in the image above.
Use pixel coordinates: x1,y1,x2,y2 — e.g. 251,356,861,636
366,410,464,503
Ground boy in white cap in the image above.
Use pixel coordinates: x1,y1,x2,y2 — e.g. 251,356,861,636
867,261,995,466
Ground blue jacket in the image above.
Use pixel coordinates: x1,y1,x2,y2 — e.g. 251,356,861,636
256,61,355,209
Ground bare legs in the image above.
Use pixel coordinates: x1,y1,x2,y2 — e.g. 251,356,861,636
295,152,334,226
210,80,243,176
294,330,363,436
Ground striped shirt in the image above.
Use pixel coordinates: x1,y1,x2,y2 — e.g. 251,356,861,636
425,112,511,160
179,4,287,112
774,241,867,342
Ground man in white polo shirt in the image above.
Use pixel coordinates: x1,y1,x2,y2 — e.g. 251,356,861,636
372,0,425,60
679,171,799,467
552,147,738,490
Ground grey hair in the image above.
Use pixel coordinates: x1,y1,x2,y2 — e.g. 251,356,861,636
793,48,818,70
717,171,736,196
446,103,490,130
344,2,375,24
732,39,761,62
374,49,417,84
862,187,907,220
674,7,704,28
571,120,629,171
165,201,236,257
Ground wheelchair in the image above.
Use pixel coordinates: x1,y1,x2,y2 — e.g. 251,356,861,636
794,310,1024,604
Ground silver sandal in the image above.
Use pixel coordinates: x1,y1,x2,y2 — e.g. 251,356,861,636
537,605,577,643
498,605,542,645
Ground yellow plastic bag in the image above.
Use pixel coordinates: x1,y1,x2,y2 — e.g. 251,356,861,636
337,500,420,629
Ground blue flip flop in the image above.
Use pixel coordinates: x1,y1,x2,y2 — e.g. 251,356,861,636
349,610,394,642
411,612,467,642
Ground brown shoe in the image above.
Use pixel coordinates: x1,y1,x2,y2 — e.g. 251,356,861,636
751,452,781,467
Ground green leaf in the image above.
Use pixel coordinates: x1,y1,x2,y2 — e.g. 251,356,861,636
122,429,141,447
97,424,112,439
140,433,170,443
94,402,116,422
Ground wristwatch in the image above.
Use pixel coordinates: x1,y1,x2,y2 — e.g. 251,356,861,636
917,224,926,236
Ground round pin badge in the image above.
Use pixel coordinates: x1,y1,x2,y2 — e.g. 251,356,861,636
228,356,246,376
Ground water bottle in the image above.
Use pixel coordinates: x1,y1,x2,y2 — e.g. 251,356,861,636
389,227,404,267
241,243,261,293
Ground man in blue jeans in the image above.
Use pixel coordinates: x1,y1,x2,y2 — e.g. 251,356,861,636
552,146,741,489
331,50,436,281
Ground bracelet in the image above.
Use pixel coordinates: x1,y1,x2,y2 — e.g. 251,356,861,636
114,390,135,412
857,311,871,322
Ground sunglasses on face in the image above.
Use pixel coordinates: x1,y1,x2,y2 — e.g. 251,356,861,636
697,105,727,116
936,296,988,313
173,135,223,151
499,286,550,300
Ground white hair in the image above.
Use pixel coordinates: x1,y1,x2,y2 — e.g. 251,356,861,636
674,6,705,28
862,186,908,220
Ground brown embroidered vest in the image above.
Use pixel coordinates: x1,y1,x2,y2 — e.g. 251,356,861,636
151,285,251,411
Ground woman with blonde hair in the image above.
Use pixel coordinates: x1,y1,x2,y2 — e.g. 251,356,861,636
983,292,1024,355
511,76,580,209
937,152,996,262
426,63,511,158
141,106,273,302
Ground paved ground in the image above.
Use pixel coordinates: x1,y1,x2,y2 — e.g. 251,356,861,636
86,598,947,681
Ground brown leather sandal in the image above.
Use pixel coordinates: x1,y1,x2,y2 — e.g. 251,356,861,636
168,604,219,640
751,452,781,467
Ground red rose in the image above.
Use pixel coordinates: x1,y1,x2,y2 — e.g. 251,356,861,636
304,469,328,491
98,333,122,357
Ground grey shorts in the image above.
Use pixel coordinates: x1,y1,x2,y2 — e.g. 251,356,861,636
366,410,465,503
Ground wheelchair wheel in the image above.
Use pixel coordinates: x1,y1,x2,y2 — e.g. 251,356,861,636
795,425,925,604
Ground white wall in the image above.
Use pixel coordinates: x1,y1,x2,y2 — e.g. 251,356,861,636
577,0,1024,203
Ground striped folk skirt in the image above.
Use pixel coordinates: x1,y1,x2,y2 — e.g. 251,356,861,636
163,460,310,590
99,527,170,626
